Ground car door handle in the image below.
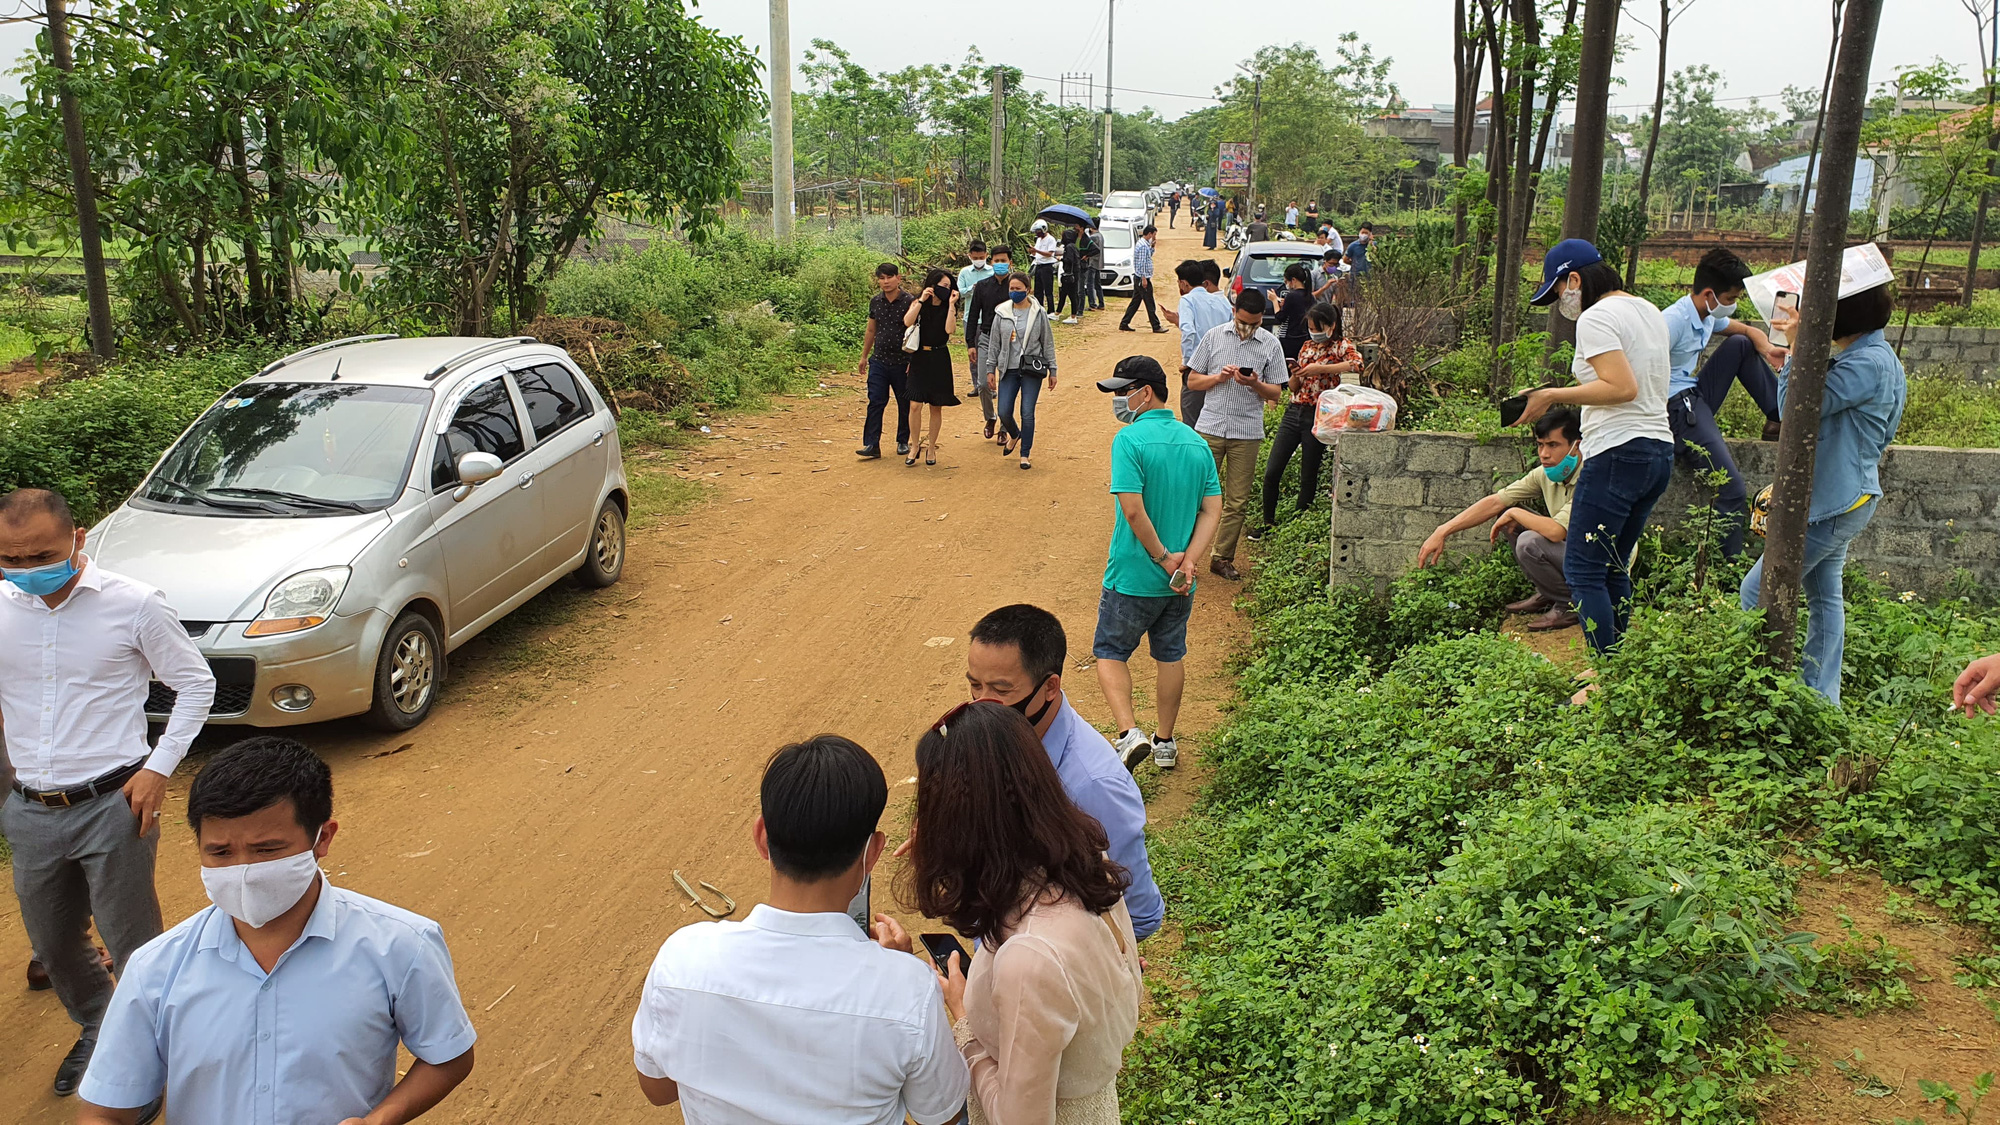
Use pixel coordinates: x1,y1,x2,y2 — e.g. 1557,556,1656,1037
592,429,605,447
519,471,534,489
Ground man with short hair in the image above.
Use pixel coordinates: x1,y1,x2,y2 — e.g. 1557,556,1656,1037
1664,247,1789,556
1164,259,1233,429
856,262,914,460
1342,223,1374,298
1284,201,1299,229
634,736,969,1121
1186,290,1288,580
77,737,477,1125
1079,224,1105,311
1167,191,1180,228
965,245,1015,436
965,605,1164,938
1030,219,1060,309
956,240,994,298
1093,358,1221,771
1416,406,1586,632
1312,247,1342,303
1118,225,1166,333
0,487,215,1102
1246,213,1270,242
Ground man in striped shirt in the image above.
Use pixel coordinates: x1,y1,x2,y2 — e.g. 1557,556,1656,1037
1118,226,1167,334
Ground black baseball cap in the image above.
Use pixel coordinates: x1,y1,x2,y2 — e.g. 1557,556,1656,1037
1097,355,1170,398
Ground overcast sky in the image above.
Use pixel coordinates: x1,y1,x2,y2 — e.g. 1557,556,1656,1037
0,1,1986,124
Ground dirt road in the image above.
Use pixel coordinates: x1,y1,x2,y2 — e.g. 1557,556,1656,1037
1,222,1245,1122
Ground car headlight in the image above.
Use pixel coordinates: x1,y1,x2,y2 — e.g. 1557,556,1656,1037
243,566,351,636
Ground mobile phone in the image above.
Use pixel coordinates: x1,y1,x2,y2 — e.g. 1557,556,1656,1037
1499,392,1529,428
920,932,973,977
1770,291,1798,347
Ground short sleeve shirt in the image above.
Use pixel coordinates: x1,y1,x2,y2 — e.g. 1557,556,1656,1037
869,292,914,368
1491,465,1581,530
1572,294,1674,459
1105,410,1221,597
1187,323,1288,441
1289,337,1360,405
1662,293,1730,396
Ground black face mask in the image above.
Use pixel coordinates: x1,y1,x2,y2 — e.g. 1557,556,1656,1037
981,675,1056,727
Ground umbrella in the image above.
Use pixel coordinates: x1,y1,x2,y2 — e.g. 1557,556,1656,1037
1036,203,1098,229
1199,187,1220,198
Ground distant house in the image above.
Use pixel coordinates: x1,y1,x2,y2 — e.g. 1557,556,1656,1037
1761,153,1876,213
1364,94,1565,175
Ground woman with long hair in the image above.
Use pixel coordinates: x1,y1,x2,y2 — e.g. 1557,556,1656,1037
900,701,1140,1125
1260,301,1362,531
976,273,1059,470
902,268,962,466
1517,239,1674,663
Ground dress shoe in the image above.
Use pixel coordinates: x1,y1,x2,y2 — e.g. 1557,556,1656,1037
1505,593,1554,614
1151,326,1171,334
896,443,910,457
1118,324,1136,332
1526,607,1580,632
54,1037,93,1096
1209,558,1243,581
1762,417,1783,442
854,446,882,460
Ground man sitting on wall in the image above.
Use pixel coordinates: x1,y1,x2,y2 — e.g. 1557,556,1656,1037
1415,406,1584,632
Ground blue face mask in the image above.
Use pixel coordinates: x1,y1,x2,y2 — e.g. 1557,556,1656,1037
3,547,79,597
992,262,1010,276
1544,453,1579,483
1010,290,1029,303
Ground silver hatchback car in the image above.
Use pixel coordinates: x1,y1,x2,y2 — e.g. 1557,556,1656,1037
88,335,630,731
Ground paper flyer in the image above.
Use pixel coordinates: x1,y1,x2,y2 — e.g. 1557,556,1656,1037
1743,242,1895,323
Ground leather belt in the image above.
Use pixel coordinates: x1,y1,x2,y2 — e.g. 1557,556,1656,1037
11,760,146,809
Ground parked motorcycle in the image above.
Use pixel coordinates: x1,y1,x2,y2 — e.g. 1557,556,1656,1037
1225,222,1247,251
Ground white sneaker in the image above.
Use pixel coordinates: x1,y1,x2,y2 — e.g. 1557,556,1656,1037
1152,735,1178,769
1113,728,1153,772
1061,316,1079,325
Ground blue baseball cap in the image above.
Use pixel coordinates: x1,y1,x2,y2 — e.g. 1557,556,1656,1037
1531,238,1604,305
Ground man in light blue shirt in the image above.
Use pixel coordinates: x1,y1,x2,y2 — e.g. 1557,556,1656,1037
1165,258,1234,429
1118,225,1165,333
1662,247,1789,556
964,605,1164,939
79,738,476,1125
955,239,994,299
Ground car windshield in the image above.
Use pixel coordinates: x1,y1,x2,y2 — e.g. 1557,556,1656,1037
1100,226,1135,250
141,382,431,515
1104,192,1147,210
1246,254,1321,284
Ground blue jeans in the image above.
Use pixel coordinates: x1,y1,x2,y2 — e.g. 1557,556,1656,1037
1093,587,1194,662
862,358,911,451
1739,500,1876,707
1563,438,1673,654
1668,334,1781,556
998,370,1044,457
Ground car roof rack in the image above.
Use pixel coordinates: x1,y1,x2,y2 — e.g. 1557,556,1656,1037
257,334,400,377
424,337,539,381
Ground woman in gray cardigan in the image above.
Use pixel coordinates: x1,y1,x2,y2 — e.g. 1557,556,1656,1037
978,272,1060,469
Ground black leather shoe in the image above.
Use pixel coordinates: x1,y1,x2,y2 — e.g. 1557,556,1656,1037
54,1037,93,1096
854,446,881,459
896,443,910,457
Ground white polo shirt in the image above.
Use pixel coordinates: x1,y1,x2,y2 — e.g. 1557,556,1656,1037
632,904,968,1125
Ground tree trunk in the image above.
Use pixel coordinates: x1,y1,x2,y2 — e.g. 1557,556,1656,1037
1451,0,1473,291
1626,0,1672,289
1761,0,1883,669
46,0,116,360
1552,0,1618,357
1474,0,1506,298
263,107,295,326
1963,77,1997,306
1520,0,1576,224
230,119,267,333
1486,14,1519,401
1498,0,1539,364
1790,1,1846,262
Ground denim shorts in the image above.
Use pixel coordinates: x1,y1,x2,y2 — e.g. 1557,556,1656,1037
1092,587,1194,663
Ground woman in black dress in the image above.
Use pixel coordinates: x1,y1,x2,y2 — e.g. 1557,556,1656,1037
901,268,962,466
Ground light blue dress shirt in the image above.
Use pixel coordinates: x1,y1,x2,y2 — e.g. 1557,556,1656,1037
1177,287,1234,366
1131,237,1155,281
957,261,994,296
1040,696,1163,939
1662,293,1731,397
1778,328,1907,522
80,880,477,1124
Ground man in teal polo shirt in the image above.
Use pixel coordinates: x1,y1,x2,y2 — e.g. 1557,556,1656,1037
1093,356,1221,771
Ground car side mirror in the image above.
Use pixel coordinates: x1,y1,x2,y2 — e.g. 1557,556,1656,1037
452,451,503,501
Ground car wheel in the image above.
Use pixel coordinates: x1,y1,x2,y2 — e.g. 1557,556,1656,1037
575,496,625,588
364,611,442,731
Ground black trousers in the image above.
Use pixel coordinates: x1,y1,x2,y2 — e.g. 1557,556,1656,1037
1055,269,1084,317
1262,402,1325,525
1033,263,1057,309
1667,333,1781,557
1120,279,1160,329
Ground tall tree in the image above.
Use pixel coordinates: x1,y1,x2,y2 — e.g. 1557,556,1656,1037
1790,1,1848,261
1760,0,1884,667
42,0,115,359
1961,0,1998,306
1450,0,1489,291
1625,0,1698,288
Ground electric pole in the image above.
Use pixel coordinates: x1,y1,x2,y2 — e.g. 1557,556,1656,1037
990,67,1006,214
1250,74,1262,219
47,0,115,360
1101,0,1114,197
768,0,795,240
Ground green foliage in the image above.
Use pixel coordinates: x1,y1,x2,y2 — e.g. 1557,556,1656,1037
1207,39,1408,209
1799,915,1918,1014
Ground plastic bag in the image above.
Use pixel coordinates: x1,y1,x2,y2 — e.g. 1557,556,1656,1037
1313,384,1398,442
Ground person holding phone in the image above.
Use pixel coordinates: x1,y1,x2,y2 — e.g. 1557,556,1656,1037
1186,289,1288,580
900,702,1143,1125
1515,239,1674,666
1260,301,1361,534
1738,282,1905,707
1094,358,1221,770
902,269,962,467
632,736,969,1124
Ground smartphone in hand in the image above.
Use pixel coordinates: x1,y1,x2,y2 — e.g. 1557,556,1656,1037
920,932,973,977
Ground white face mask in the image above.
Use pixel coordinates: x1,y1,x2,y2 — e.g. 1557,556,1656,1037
1232,319,1258,340
1710,300,1737,321
1558,285,1583,321
201,832,324,928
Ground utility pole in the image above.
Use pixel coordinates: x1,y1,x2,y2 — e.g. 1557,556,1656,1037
1760,0,1883,669
1101,0,1114,197
1873,74,1904,239
768,0,795,240
990,67,1006,214
46,0,115,361
1250,75,1262,218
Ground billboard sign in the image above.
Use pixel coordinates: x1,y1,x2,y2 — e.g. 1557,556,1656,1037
1218,142,1251,187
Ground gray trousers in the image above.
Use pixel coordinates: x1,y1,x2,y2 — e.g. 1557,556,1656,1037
1180,372,1205,429
1511,528,1572,604
1,787,162,1039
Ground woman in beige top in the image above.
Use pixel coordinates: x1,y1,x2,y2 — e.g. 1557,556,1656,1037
898,701,1143,1125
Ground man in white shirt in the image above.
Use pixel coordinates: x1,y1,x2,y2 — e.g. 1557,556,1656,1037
0,488,215,1099
78,736,478,1125
632,735,968,1124
1163,259,1233,428
1030,219,1060,310
1186,291,1290,580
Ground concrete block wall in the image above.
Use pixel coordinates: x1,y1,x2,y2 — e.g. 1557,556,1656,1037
1327,431,2000,595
